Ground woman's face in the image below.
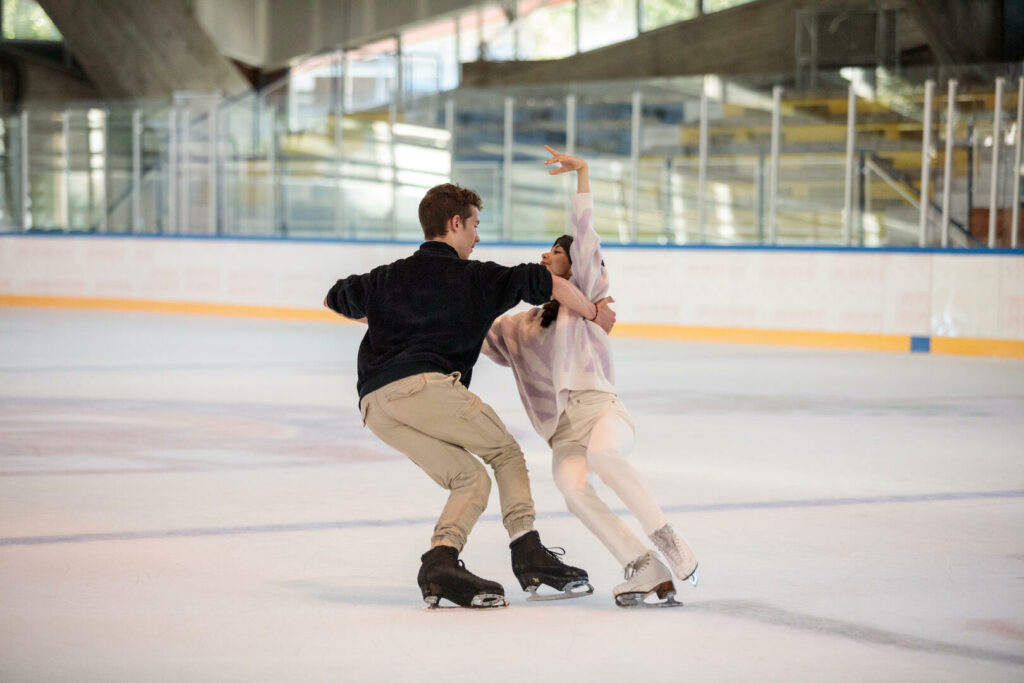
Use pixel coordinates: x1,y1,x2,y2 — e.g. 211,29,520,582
541,243,571,279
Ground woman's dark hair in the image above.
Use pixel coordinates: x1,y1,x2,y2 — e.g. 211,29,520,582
540,235,573,328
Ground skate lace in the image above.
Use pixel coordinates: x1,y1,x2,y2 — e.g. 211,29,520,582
542,545,567,560
623,553,651,580
654,526,684,564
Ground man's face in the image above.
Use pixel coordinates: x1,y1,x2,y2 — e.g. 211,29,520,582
454,206,481,259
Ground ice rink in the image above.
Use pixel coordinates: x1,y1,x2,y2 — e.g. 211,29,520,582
1,307,1023,682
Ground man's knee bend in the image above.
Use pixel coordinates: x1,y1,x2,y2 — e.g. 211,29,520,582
450,464,491,500
482,442,525,470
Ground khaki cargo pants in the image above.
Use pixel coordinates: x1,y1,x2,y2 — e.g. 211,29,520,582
360,371,536,551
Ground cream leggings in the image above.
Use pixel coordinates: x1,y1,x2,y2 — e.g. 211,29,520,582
550,390,668,567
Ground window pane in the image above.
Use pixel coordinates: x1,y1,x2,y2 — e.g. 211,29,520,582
517,0,576,60
704,0,757,13
642,0,698,31
347,38,398,112
2,0,62,40
402,18,458,95
458,10,481,62
480,3,515,61
579,0,637,52
287,53,341,131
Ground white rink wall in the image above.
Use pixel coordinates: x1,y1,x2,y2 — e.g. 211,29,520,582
1,234,1022,343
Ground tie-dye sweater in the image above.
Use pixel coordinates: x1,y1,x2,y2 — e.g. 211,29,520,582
481,192,615,441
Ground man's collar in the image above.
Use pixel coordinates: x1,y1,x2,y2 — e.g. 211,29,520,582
419,241,460,259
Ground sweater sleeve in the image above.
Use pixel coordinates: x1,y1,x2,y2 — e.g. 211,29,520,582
567,193,607,300
477,261,553,314
325,272,371,319
480,318,512,367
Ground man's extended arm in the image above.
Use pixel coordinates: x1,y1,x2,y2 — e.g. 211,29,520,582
550,277,615,334
324,274,370,324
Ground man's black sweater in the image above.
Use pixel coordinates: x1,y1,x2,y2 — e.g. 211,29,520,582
325,241,553,399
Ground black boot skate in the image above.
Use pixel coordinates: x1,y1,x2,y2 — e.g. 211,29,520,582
417,546,508,610
509,531,593,601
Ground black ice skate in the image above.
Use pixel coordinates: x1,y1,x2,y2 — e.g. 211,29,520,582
510,531,593,601
417,546,508,610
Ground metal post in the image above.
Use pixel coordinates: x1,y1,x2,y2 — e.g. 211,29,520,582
20,110,30,230
445,98,455,176
989,77,1004,248
131,110,142,233
99,110,108,233
843,82,857,245
181,107,191,234
565,93,577,234
334,105,346,237
1012,77,1023,249
389,102,398,239
629,89,641,242
857,151,866,245
756,152,765,242
697,79,709,243
565,94,576,156
210,99,220,235
502,96,513,240
864,154,872,236
664,156,674,242
941,80,957,247
768,85,782,245
343,52,353,114
395,35,404,112
168,108,177,234
918,79,934,247
62,110,71,230
968,122,975,232
267,105,276,236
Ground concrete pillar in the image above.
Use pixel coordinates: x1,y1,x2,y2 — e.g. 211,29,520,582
38,0,250,98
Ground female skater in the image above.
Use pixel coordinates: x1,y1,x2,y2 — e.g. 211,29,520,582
481,146,699,607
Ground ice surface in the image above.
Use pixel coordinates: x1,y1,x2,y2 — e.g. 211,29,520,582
1,308,1023,682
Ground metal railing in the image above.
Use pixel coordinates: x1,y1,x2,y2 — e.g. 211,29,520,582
1,63,1022,248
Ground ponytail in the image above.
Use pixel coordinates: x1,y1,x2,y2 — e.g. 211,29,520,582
540,235,573,329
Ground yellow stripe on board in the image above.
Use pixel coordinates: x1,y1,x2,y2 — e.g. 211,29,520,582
0,294,342,324
4,294,1024,358
613,323,911,353
930,336,1024,359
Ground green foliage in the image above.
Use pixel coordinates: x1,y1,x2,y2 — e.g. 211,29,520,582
642,0,698,31
2,0,62,41
703,0,756,14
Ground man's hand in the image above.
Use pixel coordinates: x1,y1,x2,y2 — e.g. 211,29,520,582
592,296,616,334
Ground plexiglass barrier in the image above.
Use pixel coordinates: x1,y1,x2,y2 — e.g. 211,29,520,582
1,63,1022,248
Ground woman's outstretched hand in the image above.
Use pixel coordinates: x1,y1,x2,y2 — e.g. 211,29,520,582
544,145,587,174
544,145,590,193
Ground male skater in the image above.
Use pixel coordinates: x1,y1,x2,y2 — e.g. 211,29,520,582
324,183,614,608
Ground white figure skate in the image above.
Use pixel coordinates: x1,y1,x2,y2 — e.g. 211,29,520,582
613,551,681,608
650,523,699,587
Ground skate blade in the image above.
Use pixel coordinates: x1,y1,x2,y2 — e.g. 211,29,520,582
423,593,509,611
687,566,700,587
524,580,594,602
615,581,683,609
